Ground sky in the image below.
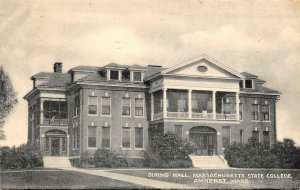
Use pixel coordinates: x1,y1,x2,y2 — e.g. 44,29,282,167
0,0,300,146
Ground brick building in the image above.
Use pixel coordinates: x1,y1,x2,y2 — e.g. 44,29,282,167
24,55,280,158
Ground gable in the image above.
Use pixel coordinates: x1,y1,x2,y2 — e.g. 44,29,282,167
163,55,244,79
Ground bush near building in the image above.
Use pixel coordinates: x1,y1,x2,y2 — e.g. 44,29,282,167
0,144,43,170
224,138,300,169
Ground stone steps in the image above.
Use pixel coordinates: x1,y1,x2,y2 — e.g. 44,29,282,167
189,155,229,169
43,156,72,169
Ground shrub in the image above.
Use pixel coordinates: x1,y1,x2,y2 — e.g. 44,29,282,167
145,133,193,168
93,149,128,168
79,151,94,167
0,144,43,170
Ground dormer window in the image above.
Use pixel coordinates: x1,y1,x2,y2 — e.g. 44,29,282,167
245,79,253,89
110,70,119,80
133,71,142,82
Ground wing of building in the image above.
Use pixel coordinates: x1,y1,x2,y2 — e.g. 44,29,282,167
24,55,280,159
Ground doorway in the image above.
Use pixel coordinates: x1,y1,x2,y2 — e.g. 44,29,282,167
189,126,217,156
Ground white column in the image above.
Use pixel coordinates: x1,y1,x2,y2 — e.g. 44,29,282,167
163,88,167,118
236,92,240,121
67,134,70,157
118,70,122,81
188,89,192,118
130,70,133,82
151,92,154,121
40,99,44,124
212,91,216,119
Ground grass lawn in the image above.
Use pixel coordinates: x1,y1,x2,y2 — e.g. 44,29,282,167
108,168,300,189
0,170,143,189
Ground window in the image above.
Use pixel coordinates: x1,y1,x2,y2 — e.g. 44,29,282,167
239,103,243,120
43,99,68,125
102,127,110,148
74,93,80,116
110,70,119,80
101,97,111,115
135,98,144,116
122,127,131,148
240,130,243,144
174,125,183,140
263,131,270,147
88,96,98,115
222,126,230,148
61,137,66,151
122,98,131,116
88,126,97,148
252,131,259,142
135,128,143,148
239,81,243,88
45,136,50,151
262,105,270,121
191,100,198,112
245,79,253,89
133,71,142,81
73,126,80,149
252,104,259,120
122,69,130,81
178,100,186,112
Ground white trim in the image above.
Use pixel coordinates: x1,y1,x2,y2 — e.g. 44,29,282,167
150,86,239,93
159,119,240,124
134,97,145,118
240,91,281,96
40,126,69,128
244,79,254,89
161,54,245,79
101,96,111,117
121,97,131,117
133,71,143,82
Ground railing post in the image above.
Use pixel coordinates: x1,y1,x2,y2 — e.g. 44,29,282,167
188,89,192,118
236,92,240,121
212,91,216,119
163,88,167,118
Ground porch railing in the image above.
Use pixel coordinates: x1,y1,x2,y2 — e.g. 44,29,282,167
216,113,237,120
192,112,213,119
167,112,189,118
153,112,237,121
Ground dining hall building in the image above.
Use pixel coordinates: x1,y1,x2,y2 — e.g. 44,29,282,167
24,54,280,159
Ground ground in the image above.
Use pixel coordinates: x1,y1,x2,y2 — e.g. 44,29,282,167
1,168,299,189
0,169,143,189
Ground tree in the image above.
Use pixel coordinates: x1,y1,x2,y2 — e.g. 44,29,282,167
0,65,17,140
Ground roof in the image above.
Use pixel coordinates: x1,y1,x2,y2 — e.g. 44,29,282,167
33,72,71,88
241,72,258,78
241,86,281,95
68,66,100,73
31,72,56,79
101,63,146,70
144,66,166,78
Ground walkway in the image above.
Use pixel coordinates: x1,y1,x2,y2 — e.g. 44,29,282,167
65,167,193,189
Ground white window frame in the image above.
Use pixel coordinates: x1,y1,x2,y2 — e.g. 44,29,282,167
133,71,143,82
121,98,131,117
134,98,145,117
101,96,111,117
121,127,131,150
87,96,98,116
244,79,254,89
262,104,271,122
134,127,144,149
87,126,97,149
251,104,260,122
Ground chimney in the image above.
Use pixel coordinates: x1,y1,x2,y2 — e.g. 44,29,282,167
54,62,63,73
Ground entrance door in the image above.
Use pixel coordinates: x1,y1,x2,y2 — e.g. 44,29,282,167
51,137,60,156
189,126,217,156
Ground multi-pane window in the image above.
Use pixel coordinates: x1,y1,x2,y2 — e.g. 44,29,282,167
102,97,111,115
88,126,97,148
135,128,143,148
252,104,259,120
122,98,131,116
61,137,67,151
74,93,80,116
263,131,270,147
73,125,80,149
222,126,230,148
135,98,144,116
174,125,183,140
133,71,142,81
262,105,270,121
110,70,119,80
252,131,259,142
122,127,131,148
43,100,67,125
102,127,110,148
239,103,243,120
88,96,98,115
